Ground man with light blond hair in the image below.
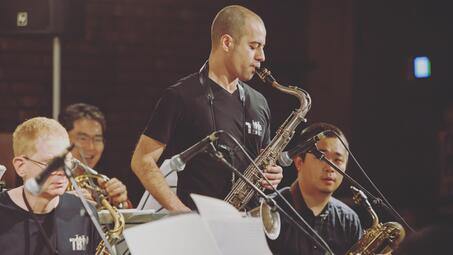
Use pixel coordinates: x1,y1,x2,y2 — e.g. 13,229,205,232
0,117,100,254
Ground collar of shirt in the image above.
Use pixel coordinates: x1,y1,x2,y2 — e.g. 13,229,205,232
290,183,331,226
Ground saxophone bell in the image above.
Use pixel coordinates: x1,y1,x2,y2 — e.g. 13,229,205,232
247,199,281,240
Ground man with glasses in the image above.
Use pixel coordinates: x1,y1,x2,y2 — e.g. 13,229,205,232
0,117,101,254
59,103,131,208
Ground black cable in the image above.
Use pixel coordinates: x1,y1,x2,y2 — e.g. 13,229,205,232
217,130,335,255
22,187,58,255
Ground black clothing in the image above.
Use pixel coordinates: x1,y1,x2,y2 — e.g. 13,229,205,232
144,65,271,209
268,185,362,255
0,191,101,254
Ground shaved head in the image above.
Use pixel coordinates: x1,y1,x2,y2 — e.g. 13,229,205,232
211,5,264,49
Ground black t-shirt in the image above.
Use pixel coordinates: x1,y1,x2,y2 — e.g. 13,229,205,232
267,185,362,255
0,191,101,254
144,67,271,209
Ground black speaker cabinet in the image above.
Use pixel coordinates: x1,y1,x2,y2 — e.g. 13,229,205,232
0,0,85,36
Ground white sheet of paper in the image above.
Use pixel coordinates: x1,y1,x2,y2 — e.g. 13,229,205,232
191,193,242,219
123,213,222,255
191,194,273,255
207,217,273,255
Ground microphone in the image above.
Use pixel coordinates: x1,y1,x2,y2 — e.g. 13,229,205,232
0,164,6,179
160,131,220,175
278,130,331,167
206,138,335,254
0,165,6,192
350,186,373,209
25,144,74,195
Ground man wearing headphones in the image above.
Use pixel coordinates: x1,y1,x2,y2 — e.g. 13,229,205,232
131,5,283,211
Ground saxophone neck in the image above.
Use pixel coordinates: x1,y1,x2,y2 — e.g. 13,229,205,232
367,203,380,227
255,67,311,112
350,186,379,227
275,82,311,112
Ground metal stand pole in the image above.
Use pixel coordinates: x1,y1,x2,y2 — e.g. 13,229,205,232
52,36,61,119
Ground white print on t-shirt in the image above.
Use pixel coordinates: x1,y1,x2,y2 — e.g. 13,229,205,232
245,120,262,136
69,234,89,251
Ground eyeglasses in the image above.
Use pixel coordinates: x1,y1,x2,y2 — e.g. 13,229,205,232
23,156,48,169
74,134,104,147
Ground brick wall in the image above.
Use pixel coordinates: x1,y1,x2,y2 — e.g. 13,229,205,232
0,1,322,203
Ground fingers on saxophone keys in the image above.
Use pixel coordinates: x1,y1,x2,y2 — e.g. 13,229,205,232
263,166,283,179
264,165,283,174
111,193,128,206
260,174,281,190
104,178,125,193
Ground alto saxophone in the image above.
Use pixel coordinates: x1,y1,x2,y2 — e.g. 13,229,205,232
68,159,125,255
346,186,406,255
224,67,311,210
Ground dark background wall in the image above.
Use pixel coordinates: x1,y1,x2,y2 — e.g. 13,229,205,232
1,0,451,229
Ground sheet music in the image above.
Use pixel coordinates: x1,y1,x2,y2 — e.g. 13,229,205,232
208,217,273,255
191,194,273,255
191,193,242,219
123,213,222,255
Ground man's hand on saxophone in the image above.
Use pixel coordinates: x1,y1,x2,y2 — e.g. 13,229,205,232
59,103,133,209
98,177,128,208
261,165,283,190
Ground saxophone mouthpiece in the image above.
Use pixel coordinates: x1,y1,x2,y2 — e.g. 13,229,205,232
256,67,276,84
350,186,359,193
350,186,367,199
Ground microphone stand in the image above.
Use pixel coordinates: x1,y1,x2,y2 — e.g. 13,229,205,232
310,147,415,233
63,162,116,254
206,143,335,255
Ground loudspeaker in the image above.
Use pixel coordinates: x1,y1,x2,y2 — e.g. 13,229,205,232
0,0,85,36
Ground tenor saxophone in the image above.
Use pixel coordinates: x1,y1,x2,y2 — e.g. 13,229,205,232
224,67,311,210
346,186,405,255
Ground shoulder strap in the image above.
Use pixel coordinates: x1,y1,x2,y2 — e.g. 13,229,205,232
199,61,214,101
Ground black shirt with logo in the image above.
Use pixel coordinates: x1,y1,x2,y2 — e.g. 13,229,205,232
144,69,271,209
0,191,101,254
268,184,363,255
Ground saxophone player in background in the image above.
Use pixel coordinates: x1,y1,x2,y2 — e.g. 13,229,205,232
268,122,362,255
59,103,132,208
131,5,283,211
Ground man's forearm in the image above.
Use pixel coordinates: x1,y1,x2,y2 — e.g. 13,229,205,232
133,161,189,212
